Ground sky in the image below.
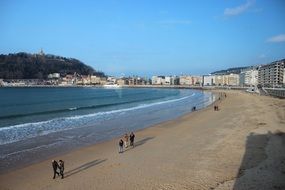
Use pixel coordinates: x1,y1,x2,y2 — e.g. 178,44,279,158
0,0,285,77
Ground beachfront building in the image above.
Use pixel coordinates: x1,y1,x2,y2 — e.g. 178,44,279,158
179,75,202,86
227,74,239,86
99,77,107,85
203,75,215,86
136,77,147,85
151,76,157,85
164,76,179,85
179,75,192,85
115,76,147,86
258,59,285,87
60,74,76,85
152,76,165,85
283,66,285,84
192,76,202,86
128,77,147,85
163,76,176,85
90,76,102,85
239,69,258,87
214,75,224,86
76,75,91,85
165,76,172,85
107,76,117,83
173,76,180,85
116,78,127,85
214,74,239,86
128,77,138,85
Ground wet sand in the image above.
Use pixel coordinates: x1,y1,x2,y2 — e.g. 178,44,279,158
0,90,284,190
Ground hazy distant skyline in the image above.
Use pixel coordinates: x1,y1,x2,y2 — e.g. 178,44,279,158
1,0,285,77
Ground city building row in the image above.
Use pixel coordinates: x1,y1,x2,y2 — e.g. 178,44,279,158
1,59,284,88
203,59,285,88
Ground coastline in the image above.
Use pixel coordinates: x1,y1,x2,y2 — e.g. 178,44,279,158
3,84,284,98
0,88,217,174
0,90,284,190
0,84,247,90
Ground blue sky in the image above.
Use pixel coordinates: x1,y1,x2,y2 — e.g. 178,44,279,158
0,0,285,77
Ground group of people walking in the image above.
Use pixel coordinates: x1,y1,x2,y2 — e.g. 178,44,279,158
51,132,136,179
214,92,227,111
119,132,135,153
52,159,64,179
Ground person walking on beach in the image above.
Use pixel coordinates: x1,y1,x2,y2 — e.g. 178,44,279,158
119,139,124,153
129,132,135,147
52,160,59,179
124,133,129,148
59,160,64,179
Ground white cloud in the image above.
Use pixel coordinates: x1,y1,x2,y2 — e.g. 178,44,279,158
159,19,192,25
267,34,285,43
224,0,255,16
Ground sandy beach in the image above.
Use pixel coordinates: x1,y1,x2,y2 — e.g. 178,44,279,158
0,90,284,190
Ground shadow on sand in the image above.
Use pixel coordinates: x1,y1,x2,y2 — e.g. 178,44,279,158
64,158,107,178
123,137,154,153
233,131,285,190
135,137,154,147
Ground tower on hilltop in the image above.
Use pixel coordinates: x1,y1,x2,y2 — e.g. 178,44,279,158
39,48,44,56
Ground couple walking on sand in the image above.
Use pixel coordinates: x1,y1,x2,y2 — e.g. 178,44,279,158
214,105,219,111
119,132,135,153
52,159,64,179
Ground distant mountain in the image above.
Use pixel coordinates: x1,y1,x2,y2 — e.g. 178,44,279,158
0,52,105,79
211,66,251,75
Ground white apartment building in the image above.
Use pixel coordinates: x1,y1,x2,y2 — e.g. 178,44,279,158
152,76,165,85
240,69,258,86
164,76,179,85
164,76,172,85
203,75,215,86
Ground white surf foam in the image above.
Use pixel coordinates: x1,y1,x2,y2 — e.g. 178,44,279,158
0,94,194,145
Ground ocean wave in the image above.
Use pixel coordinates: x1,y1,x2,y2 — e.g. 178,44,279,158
0,94,193,145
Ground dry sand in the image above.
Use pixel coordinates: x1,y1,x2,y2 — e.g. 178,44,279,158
0,90,284,190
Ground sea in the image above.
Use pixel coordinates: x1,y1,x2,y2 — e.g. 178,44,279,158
0,87,216,172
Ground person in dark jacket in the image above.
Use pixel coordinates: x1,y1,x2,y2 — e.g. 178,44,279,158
119,139,124,153
129,132,135,147
52,160,59,179
59,160,64,179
